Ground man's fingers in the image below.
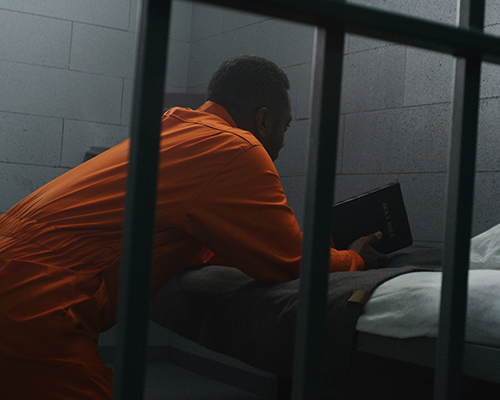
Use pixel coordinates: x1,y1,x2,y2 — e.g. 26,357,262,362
366,231,383,244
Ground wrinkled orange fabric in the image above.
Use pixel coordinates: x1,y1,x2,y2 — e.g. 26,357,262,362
0,101,363,398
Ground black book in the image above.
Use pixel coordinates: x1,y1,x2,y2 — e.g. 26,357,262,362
331,182,413,254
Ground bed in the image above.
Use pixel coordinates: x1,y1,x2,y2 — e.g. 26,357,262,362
149,224,500,399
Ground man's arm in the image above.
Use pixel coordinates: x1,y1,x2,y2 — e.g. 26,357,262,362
185,145,364,281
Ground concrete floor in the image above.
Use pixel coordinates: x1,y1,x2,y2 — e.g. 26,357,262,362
142,362,271,400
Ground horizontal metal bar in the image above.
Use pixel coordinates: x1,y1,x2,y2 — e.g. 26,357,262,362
203,0,500,64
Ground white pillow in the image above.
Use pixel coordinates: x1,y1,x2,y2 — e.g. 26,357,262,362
470,223,500,270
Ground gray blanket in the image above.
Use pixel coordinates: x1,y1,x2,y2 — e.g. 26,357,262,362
149,244,442,387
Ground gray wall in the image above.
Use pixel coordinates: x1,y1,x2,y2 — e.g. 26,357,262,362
0,0,192,213
337,0,500,243
0,0,138,213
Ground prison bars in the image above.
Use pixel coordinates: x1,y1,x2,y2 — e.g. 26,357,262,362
291,24,346,400
435,1,485,399
113,1,499,399
113,1,171,399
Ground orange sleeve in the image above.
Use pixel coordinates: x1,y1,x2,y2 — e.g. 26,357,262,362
184,145,364,281
329,247,364,272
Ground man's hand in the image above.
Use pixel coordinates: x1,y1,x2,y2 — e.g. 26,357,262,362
347,231,388,270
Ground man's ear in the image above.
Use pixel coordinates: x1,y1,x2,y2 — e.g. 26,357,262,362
254,107,270,140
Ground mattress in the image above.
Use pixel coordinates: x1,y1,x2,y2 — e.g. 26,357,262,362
357,269,500,347
149,223,500,385
357,223,500,347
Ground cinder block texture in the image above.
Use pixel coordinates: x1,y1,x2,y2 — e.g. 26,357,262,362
169,0,194,42
0,163,69,214
344,1,457,54
0,0,131,30
480,25,500,99
342,103,451,174
477,97,500,172
256,19,314,68
485,1,500,26
223,8,271,32
281,62,314,123
121,79,134,126
349,0,457,25
188,24,260,89
0,61,123,124
70,24,137,78
190,2,266,42
347,35,393,55
0,112,63,166
404,0,457,24
396,173,448,243
341,45,406,114
61,120,129,168
187,4,315,93
191,3,230,42
0,10,71,68
166,40,190,92
164,1,193,93
280,175,306,229
473,173,500,236
294,62,313,121
282,64,299,115
480,61,500,99
275,119,310,178
0,0,140,215
404,48,455,107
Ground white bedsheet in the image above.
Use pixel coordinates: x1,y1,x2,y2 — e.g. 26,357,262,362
356,223,500,347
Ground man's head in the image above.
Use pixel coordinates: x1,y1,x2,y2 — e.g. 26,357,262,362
206,55,292,160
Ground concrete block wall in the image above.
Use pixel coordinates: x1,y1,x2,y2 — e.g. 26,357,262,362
0,0,139,213
334,0,459,245
165,0,193,93
0,0,193,214
337,41,455,244
337,0,500,243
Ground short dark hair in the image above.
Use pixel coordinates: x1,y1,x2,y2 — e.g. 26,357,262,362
206,55,290,115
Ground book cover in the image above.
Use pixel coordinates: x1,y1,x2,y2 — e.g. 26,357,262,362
331,182,413,254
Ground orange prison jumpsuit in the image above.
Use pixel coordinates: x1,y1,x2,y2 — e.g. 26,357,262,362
0,101,364,399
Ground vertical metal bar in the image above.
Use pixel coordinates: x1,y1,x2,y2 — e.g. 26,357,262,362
434,1,484,399
113,0,171,399
291,24,345,400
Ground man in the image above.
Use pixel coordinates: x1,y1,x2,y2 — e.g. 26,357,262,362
0,55,385,399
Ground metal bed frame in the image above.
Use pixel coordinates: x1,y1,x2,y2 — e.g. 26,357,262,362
112,0,500,399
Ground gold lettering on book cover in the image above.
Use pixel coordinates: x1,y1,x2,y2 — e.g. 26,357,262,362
382,202,395,238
